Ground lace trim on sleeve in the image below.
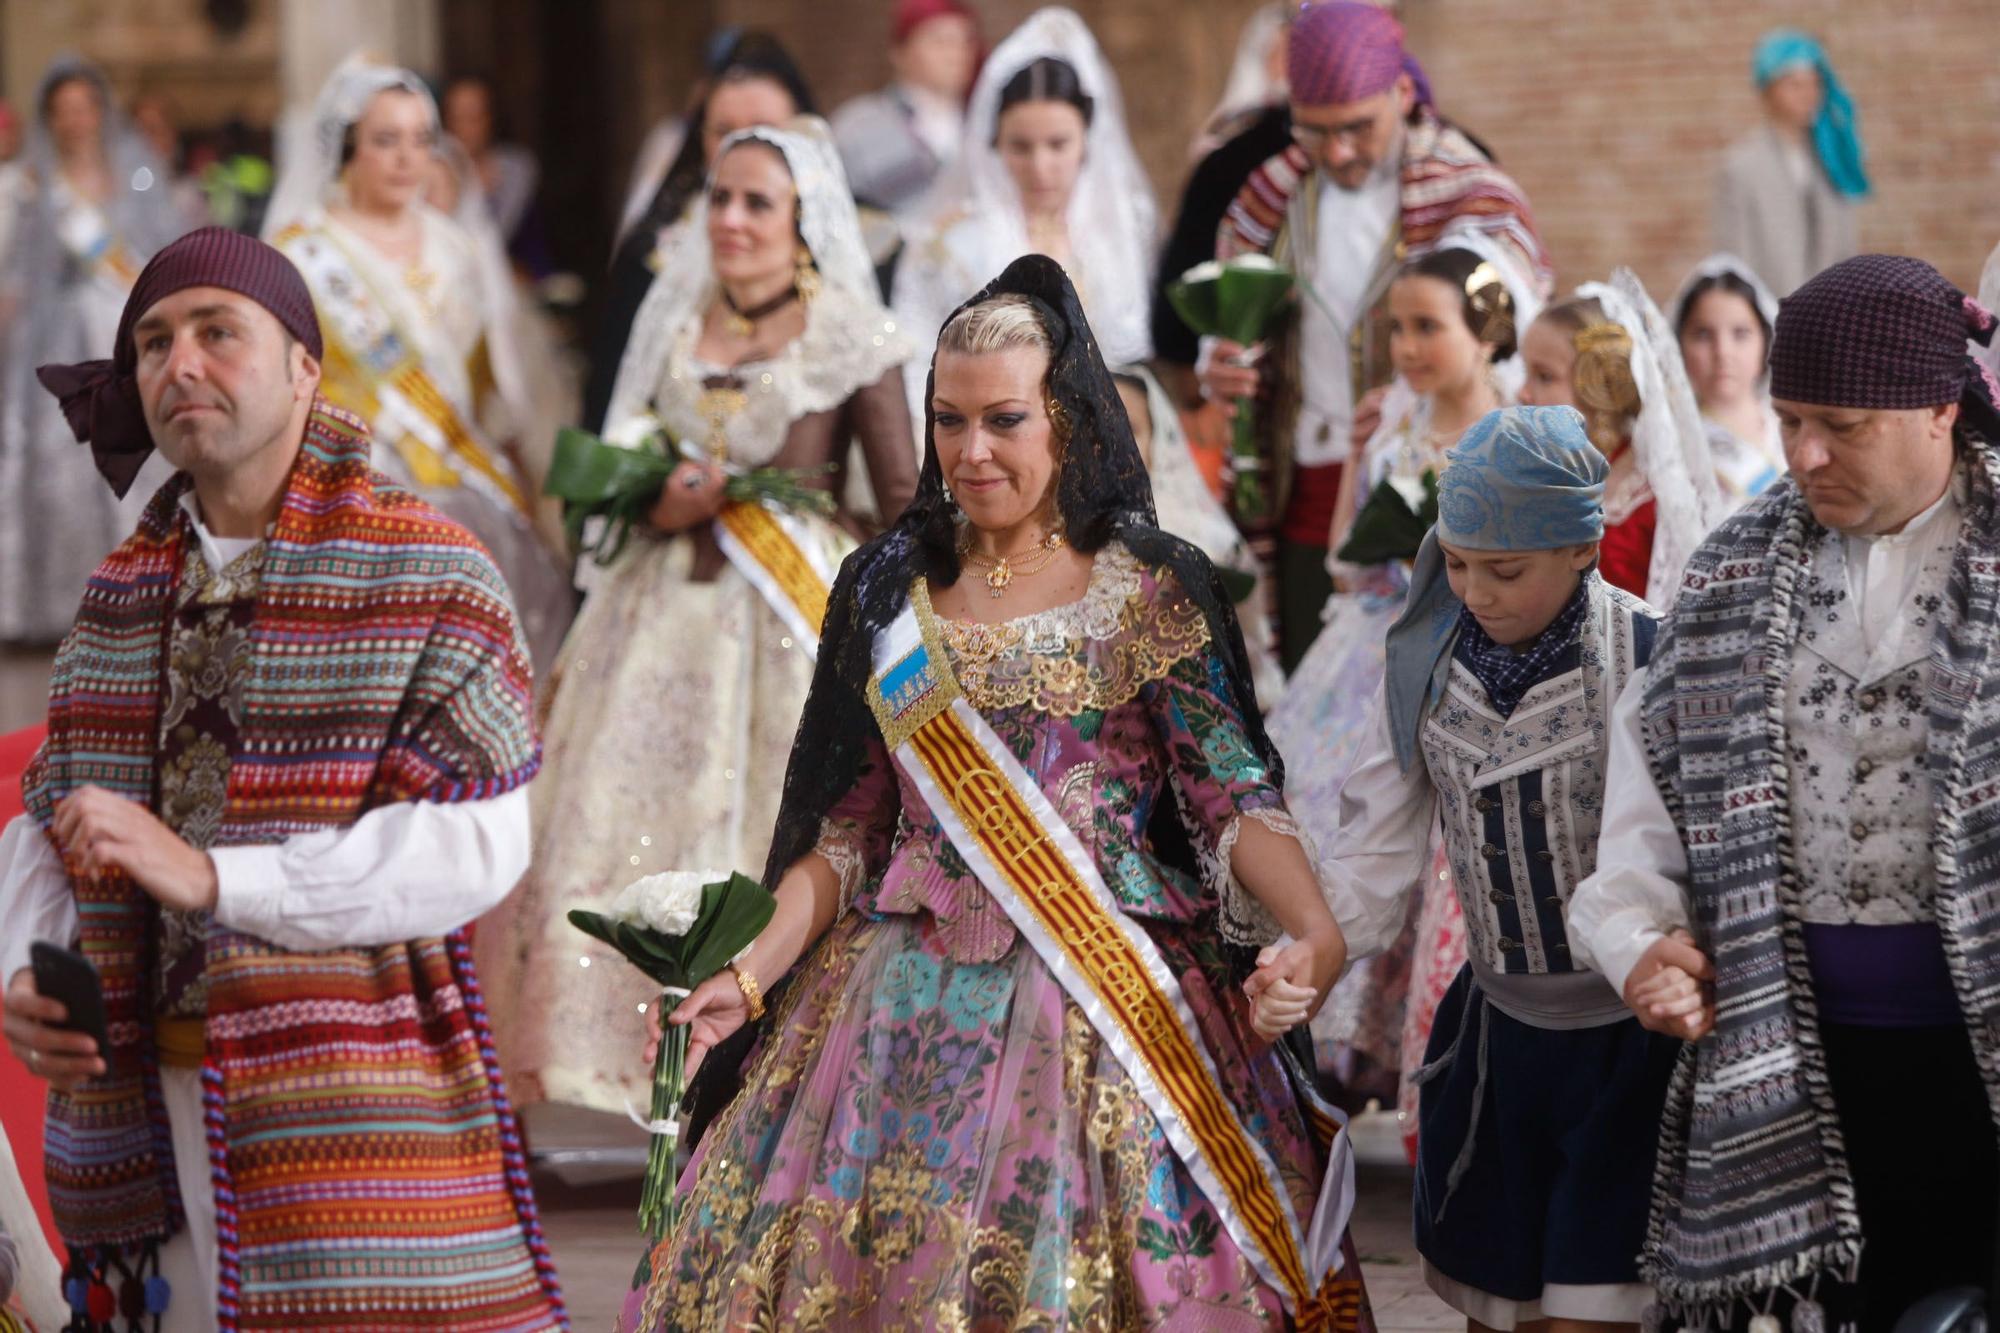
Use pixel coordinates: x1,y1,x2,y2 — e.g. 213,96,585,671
1212,805,1319,949
814,818,869,917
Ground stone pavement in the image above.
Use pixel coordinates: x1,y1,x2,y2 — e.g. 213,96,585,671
536,1163,1455,1330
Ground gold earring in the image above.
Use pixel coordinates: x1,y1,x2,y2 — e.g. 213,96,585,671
794,245,821,305
1045,397,1070,438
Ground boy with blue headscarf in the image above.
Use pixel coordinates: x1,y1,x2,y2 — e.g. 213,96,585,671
1713,28,1869,297
1306,404,1679,1327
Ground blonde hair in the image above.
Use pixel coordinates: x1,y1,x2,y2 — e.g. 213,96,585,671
936,293,1055,359
1539,295,1641,454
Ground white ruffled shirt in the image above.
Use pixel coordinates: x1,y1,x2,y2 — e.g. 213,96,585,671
1293,163,1401,469
1567,479,1964,994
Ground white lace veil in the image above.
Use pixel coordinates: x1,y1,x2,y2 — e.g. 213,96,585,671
601,115,890,435
1979,240,2000,382
916,7,1158,363
429,133,536,425
1669,251,1779,337
5,56,188,306
1575,269,1725,609
1195,3,1289,156
1670,251,1786,501
263,52,436,241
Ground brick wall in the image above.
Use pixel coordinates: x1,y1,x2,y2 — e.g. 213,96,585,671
1402,0,2000,295
691,0,2000,296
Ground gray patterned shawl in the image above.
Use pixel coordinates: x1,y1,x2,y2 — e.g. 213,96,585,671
1638,431,2000,1311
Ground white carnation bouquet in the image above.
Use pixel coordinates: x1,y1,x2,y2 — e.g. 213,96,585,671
569,869,776,1238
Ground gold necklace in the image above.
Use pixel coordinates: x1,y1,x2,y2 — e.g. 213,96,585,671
960,528,1066,598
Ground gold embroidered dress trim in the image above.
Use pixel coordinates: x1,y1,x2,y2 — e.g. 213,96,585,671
930,545,1211,716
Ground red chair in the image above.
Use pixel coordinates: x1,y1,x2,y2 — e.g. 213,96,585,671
0,724,57,1251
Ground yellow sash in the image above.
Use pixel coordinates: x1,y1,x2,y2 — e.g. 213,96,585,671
868,585,1353,1320
713,500,831,657
275,221,529,514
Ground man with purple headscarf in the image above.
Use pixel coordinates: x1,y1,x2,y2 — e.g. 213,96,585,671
1571,254,2000,1330
1198,0,1551,669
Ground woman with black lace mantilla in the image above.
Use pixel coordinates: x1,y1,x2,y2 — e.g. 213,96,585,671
618,256,1374,1331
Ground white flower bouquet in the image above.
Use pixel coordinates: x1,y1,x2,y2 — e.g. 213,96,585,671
569,869,776,1238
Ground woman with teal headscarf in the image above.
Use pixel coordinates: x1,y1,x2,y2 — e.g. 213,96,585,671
1713,27,1868,296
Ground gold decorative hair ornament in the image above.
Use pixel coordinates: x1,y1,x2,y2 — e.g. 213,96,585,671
1570,320,1642,451
1463,260,1515,351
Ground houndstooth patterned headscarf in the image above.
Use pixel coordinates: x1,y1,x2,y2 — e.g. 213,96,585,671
1770,253,2000,438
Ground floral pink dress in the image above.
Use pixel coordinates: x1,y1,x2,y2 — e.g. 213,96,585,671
618,543,1373,1332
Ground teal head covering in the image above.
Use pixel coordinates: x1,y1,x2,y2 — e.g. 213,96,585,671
1382,405,1608,770
1753,28,1870,200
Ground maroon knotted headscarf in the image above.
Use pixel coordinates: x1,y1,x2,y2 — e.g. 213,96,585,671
36,226,322,497
1287,1,1434,110
1769,253,2000,440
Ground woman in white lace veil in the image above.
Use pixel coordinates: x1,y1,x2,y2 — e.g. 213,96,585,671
479,117,919,1140
891,5,1157,426
600,119,889,439
0,55,189,643
261,52,575,666
429,130,578,551
1670,252,1786,508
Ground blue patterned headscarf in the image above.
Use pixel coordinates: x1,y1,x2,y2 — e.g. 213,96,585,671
1753,28,1870,200
1382,405,1608,770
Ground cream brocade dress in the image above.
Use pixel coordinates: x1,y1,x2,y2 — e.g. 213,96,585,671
480,287,911,1116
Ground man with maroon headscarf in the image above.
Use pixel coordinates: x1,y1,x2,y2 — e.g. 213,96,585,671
0,228,564,1329
831,0,981,225
1199,0,1551,667
1572,254,2000,1329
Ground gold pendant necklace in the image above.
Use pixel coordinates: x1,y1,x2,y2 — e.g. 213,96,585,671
696,375,749,460
961,529,1066,598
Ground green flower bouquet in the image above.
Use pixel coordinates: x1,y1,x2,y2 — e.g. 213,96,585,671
1335,469,1440,566
544,415,835,566
1167,255,1297,524
568,869,776,1238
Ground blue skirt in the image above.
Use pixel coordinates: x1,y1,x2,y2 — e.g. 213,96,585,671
1413,965,1680,1301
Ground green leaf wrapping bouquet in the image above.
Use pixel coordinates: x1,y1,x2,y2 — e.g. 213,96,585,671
1335,469,1440,567
568,870,776,1238
1166,255,1296,525
545,415,836,567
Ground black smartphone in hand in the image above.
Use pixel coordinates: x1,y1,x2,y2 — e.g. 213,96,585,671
29,940,108,1052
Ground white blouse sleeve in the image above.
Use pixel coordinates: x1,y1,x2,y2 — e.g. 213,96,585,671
1319,692,1438,966
211,788,531,952
0,814,79,985
1565,673,1692,995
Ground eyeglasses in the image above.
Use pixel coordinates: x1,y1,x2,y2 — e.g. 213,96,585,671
1291,116,1379,154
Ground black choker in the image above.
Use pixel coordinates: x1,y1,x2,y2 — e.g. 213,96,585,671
721,284,798,336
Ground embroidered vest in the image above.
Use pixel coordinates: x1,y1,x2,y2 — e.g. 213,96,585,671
1637,448,2000,1308
1421,580,1657,990
152,537,264,1019
1788,525,1949,924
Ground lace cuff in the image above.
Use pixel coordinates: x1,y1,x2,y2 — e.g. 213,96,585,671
814,819,869,917
1212,805,1321,949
